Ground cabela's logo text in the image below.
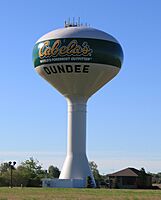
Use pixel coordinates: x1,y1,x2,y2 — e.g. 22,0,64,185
39,40,93,59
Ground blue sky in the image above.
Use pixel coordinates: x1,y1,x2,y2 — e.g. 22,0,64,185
0,0,161,174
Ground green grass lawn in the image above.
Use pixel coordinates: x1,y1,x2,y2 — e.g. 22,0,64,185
0,187,161,200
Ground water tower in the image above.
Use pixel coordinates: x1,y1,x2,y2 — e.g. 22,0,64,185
33,22,123,188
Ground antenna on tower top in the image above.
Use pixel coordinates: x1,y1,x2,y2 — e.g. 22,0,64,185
78,17,80,26
73,17,75,26
64,17,89,28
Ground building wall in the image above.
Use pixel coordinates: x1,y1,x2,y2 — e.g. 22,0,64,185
109,175,152,189
109,176,137,189
137,176,152,188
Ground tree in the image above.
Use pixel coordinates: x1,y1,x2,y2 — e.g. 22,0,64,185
139,168,147,188
48,165,60,178
89,161,102,187
86,176,94,188
0,162,10,174
149,172,161,184
21,157,42,173
19,157,45,187
13,165,32,187
0,162,11,186
0,171,10,186
0,158,51,187
89,161,100,179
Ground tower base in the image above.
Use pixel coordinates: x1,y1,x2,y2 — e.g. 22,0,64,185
42,178,94,188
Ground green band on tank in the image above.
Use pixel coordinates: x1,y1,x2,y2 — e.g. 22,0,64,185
32,38,123,68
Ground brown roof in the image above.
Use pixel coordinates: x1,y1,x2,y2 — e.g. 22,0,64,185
108,168,141,177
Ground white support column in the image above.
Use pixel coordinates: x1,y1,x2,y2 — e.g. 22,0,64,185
59,97,96,187
67,97,87,155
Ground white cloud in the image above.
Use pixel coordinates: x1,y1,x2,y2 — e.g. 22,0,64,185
88,153,161,174
0,151,65,169
0,151,160,174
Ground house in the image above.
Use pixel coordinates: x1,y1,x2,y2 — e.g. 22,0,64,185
107,167,152,189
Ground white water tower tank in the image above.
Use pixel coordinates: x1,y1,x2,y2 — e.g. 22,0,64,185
33,23,123,187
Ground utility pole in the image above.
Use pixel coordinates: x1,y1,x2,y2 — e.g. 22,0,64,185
9,161,16,188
